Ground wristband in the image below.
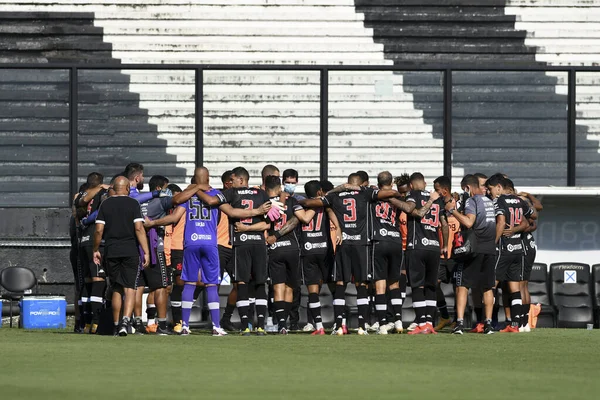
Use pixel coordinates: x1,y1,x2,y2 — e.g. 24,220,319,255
274,231,282,240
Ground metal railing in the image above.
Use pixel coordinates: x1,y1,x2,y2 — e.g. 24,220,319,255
3,62,599,201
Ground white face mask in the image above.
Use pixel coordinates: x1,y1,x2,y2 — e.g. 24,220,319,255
283,183,296,195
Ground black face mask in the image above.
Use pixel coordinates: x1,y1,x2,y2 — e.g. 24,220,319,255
137,182,144,191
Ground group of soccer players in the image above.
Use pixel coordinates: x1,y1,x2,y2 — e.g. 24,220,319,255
69,162,542,336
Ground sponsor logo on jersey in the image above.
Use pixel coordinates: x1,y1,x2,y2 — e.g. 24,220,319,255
304,242,313,251
507,243,522,252
504,198,520,204
240,234,248,242
190,233,212,241
421,238,440,247
237,190,258,195
380,229,388,237
271,240,292,249
338,191,360,197
342,232,362,241
454,246,467,254
379,228,400,238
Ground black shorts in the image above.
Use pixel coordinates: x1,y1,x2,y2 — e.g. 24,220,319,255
438,259,456,284
407,249,439,289
302,252,329,286
233,244,268,284
79,245,106,279
371,241,402,282
106,256,140,290
495,253,524,282
455,253,496,290
219,245,234,278
269,250,300,288
334,244,370,283
140,250,171,290
170,249,183,277
523,247,536,281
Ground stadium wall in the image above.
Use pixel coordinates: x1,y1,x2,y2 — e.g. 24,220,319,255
0,0,599,297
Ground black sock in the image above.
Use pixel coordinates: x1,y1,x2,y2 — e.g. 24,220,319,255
375,294,387,325
90,281,106,325
510,292,522,328
474,307,483,323
308,292,322,328
254,283,267,329
412,287,426,326
399,274,407,300
274,301,286,330
389,288,403,322
146,303,157,322
223,301,235,320
424,286,436,325
436,285,449,319
236,284,250,329
284,301,292,327
333,285,346,328
158,318,167,330
170,284,183,323
356,285,369,330
81,283,92,325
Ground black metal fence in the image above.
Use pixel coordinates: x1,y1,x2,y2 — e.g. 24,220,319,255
3,63,598,201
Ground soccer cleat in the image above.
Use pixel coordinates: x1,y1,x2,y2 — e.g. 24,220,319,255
376,325,389,335
220,318,236,332
484,323,495,335
522,324,531,333
434,318,452,331
394,320,404,334
368,322,379,332
407,322,419,332
90,324,98,334
407,325,425,335
449,321,457,331
180,326,191,336
113,326,119,337
334,327,345,336
342,325,348,335
83,324,91,334
451,323,464,335
256,327,267,336
118,322,128,337
422,323,438,335
303,323,316,332
241,328,252,336
470,323,484,334
145,324,156,334
500,325,519,333
156,325,172,336
311,328,325,336
74,325,84,334
289,323,300,331
133,321,146,335
357,327,369,335
173,321,183,335
279,327,288,335
212,327,228,336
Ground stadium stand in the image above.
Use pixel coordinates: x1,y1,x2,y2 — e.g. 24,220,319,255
529,263,555,328
2,0,600,321
549,263,594,328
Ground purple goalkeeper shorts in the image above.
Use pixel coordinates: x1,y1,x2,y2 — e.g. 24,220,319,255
182,245,220,285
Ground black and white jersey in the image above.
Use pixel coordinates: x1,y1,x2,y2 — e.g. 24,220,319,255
216,187,269,246
268,196,302,254
406,190,444,253
322,187,378,246
494,194,533,255
300,207,330,255
78,189,107,247
371,200,402,244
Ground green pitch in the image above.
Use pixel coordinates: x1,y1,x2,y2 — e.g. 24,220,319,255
1,328,599,400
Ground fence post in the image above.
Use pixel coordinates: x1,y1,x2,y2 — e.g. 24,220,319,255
195,68,204,167
69,67,78,201
320,68,329,182
567,68,576,186
443,68,452,179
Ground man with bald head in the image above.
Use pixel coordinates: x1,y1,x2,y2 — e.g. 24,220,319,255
299,172,404,335
93,176,150,336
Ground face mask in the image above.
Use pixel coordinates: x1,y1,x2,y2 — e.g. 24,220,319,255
284,183,296,195
160,188,172,197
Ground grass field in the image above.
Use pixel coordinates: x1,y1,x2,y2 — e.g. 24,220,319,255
1,328,599,400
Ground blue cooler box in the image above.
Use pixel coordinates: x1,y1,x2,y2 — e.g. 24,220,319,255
20,296,67,329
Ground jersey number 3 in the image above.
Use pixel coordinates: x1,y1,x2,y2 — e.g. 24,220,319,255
343,198,357,222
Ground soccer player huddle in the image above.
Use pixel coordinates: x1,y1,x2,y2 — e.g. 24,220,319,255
70,162,542,337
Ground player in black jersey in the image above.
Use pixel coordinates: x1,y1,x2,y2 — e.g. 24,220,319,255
194,166,274,336
486,175,532,333
300,173,404,335
74,172,109,334
518,193,541,332
299,180,341,335
404,173,446,335
370,171,415,334
248,175,314,334
71,183,89,332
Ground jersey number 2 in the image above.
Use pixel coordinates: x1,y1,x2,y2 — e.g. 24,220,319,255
240,199,254,224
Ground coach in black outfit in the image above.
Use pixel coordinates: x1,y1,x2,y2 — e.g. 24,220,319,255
93,176,150,336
